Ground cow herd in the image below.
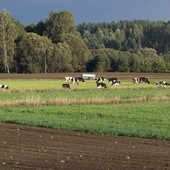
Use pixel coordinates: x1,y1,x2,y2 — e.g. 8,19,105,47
0,76,169,91
63,76,86,89
62,76,170,89
95,77,121,88
63,76,122,89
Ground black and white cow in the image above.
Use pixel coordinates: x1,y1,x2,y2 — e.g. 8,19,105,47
62,83,71,89
156,81,170,87
96,82,107,89
139,77,150,84
111,80,121,87
164,82,170,86
0,84,9,89
133,77,140,85
65,77,85,85
75,77,85,85
96,77,106,83
65,77,73,83
70,77,76,84
133,77,150,85
108,78,118,84
65,77,76,84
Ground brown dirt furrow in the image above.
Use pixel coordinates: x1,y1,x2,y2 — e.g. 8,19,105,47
0,123,170,170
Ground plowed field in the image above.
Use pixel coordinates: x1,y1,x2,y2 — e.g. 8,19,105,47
1,123,170,170
0,72,170,80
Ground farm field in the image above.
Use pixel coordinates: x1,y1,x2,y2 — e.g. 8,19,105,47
0,72,170,80
1,123,170,170
0,73,170,169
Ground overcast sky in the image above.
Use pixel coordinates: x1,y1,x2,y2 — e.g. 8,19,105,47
0,0,170,25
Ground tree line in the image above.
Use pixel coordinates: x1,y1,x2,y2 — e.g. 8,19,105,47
0,9,170,73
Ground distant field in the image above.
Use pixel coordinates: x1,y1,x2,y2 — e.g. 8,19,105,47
0,72,170,80
0,73,170,140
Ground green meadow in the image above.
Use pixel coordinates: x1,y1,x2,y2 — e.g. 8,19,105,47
0,79,170,140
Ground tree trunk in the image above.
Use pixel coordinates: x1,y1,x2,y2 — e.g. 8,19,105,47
2,15,9,74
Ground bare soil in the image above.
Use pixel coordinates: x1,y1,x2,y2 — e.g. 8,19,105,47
0,123,170,170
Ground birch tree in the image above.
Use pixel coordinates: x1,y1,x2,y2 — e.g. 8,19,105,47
0,9,24,73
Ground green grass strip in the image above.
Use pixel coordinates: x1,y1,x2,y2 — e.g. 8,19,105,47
0,103,170,140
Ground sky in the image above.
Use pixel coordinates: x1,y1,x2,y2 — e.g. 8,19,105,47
0,0,170,26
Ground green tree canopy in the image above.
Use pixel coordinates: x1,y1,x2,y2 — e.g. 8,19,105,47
46,11,78,43
142,26,170,54
60,34,91,71
48,42,73,73
15,33,53,73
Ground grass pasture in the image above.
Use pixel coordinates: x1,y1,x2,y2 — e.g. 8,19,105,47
0,73,170,140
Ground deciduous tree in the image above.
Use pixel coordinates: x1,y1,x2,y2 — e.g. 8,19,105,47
15,33,53,73
0,9,24,73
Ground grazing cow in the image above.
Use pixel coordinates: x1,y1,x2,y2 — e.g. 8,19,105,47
71,77,76,84
156,81,170,87
65,77,73,83
62,83,71,89
96,77,106,83
139,77,150,84
75,77,85,85
65,77,85,85
96,82,107,89
165,82,170,86
133,77,140,85
133,77,150,85
111,80,121,87
0,84,9,89
65,77,76,85
108,78,118,84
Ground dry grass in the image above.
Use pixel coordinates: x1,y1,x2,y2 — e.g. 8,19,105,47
0,96,169,107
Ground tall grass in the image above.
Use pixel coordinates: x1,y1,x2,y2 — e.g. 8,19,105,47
0,95,169,107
